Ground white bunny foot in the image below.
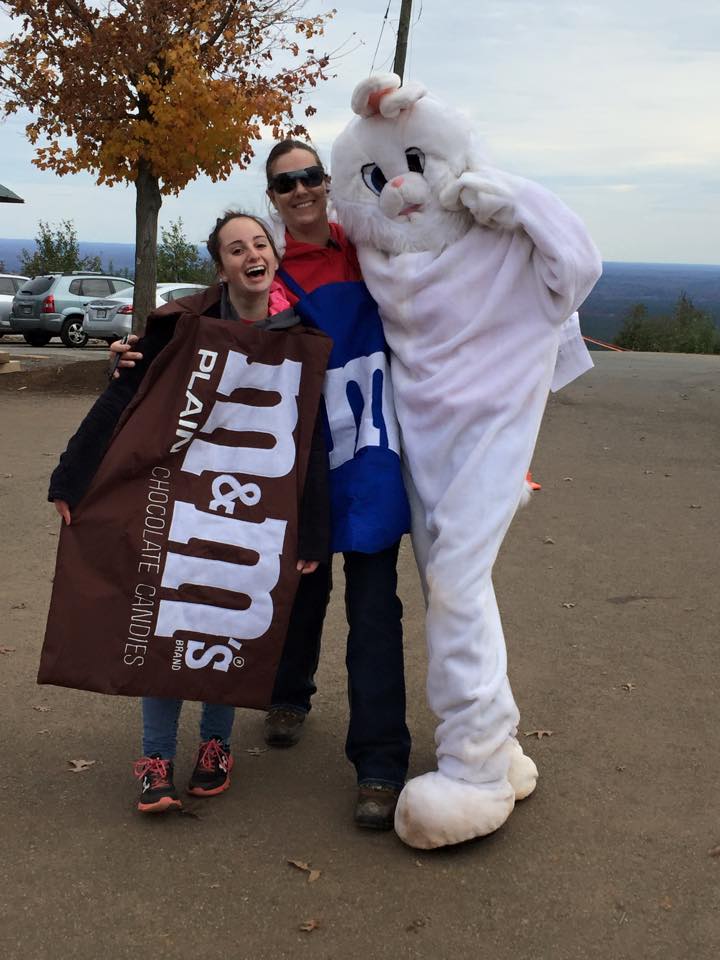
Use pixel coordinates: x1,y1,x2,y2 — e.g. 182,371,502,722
394,771,515,849
507,738,538,801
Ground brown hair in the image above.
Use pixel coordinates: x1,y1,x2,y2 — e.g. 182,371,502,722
265,139,325,186
206,211,279,267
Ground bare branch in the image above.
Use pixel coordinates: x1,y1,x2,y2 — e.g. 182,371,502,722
201,0,240,52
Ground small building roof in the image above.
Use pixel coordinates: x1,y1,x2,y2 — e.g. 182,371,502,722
0,183,24,203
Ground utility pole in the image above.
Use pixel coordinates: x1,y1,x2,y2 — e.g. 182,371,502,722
393,0,413,81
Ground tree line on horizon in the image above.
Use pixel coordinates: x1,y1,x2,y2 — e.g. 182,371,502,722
614,294,719,354
3,219,718,356
5,218,217,286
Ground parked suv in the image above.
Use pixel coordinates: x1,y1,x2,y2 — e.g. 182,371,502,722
0,274,30,337
9,273,134,347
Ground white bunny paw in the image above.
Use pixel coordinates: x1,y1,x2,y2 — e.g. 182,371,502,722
442,170,518,231
394,770,515,849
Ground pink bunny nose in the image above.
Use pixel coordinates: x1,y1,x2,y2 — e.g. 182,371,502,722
390,176,404,188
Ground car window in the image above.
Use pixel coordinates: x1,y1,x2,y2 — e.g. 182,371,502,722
0,278,15,295
164,286,205,301
19,276,54,294
80,278,113,297
112,279,134,293
68,278,82,294
12,278,27,292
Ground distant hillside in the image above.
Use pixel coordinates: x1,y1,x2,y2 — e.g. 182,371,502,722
1,238,718,346
0,237,139,274
579,261,720,345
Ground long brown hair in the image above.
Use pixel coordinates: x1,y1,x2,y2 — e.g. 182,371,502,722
206,211,280,266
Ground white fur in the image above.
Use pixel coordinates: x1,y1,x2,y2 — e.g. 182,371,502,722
331,74,601,849
394,739,537,850
507,737,539,800
394,771,516,850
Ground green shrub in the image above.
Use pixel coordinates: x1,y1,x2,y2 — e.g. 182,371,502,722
614,294,719,354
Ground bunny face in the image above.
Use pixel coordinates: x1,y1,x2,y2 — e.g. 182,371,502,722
331,78,481,255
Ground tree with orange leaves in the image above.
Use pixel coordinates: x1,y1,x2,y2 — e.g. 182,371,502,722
0,1,334,329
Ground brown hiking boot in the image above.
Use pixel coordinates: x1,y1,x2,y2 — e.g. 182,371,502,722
354,783,402,830
263,706,306,747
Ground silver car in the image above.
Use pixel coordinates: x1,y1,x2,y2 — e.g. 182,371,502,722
83,283,208,341
10,272,134,346
0,274,30,336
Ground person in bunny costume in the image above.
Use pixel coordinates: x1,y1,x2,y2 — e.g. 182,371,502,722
330,74,602,850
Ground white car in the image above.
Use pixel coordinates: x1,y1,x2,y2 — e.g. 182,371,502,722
82,282,208,342
0,274,30,335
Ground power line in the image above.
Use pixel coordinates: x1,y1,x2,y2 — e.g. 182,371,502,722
370,0,394,74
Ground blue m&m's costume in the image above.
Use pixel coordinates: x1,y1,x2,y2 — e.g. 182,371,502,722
277,268,410,554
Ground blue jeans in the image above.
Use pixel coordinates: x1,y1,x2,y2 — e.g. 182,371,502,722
142,697,235,759
271,541,410,788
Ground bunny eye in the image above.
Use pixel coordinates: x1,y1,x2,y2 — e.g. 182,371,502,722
361,163,388,196
405,147,425,174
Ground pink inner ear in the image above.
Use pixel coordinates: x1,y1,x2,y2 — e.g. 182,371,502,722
366,87,396,115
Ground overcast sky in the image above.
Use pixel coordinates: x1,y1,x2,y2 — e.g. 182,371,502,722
1,0,718,264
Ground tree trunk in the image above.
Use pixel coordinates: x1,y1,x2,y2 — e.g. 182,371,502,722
133,160,162,335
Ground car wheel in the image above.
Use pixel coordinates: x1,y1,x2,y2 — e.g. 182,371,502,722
23,331,52,347
60,317,89,348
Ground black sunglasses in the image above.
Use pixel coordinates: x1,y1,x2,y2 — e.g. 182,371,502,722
268,165,325,194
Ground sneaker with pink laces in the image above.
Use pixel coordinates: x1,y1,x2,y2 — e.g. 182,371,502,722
133,755,182,814
187,737,234,797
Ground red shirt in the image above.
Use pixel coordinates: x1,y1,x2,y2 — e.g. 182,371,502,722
277,222,362,304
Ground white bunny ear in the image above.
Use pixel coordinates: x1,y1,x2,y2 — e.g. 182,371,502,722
351,73,401,117
350,73,427,119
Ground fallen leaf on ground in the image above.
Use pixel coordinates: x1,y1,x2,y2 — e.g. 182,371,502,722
67,759,97,773
0,646,16,655
2,473,13,479
708,845,720,858
38,729,50,735
561,602,576,609
543,537,555,545
11,602,27,609
299,918,321,933
563,477,573,482
405,918,428,933
524,729,553,739
33,705,50,712
689,504,702,509
621,682,636,692
246,746,267,757
288,859,321,883
17,386,27,391
659,896,672,911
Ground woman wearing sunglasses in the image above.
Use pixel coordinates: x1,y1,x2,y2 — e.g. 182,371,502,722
262,141,412,831
112,141,411,830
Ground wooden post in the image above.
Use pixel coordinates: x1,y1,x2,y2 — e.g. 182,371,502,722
393,0,413,82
